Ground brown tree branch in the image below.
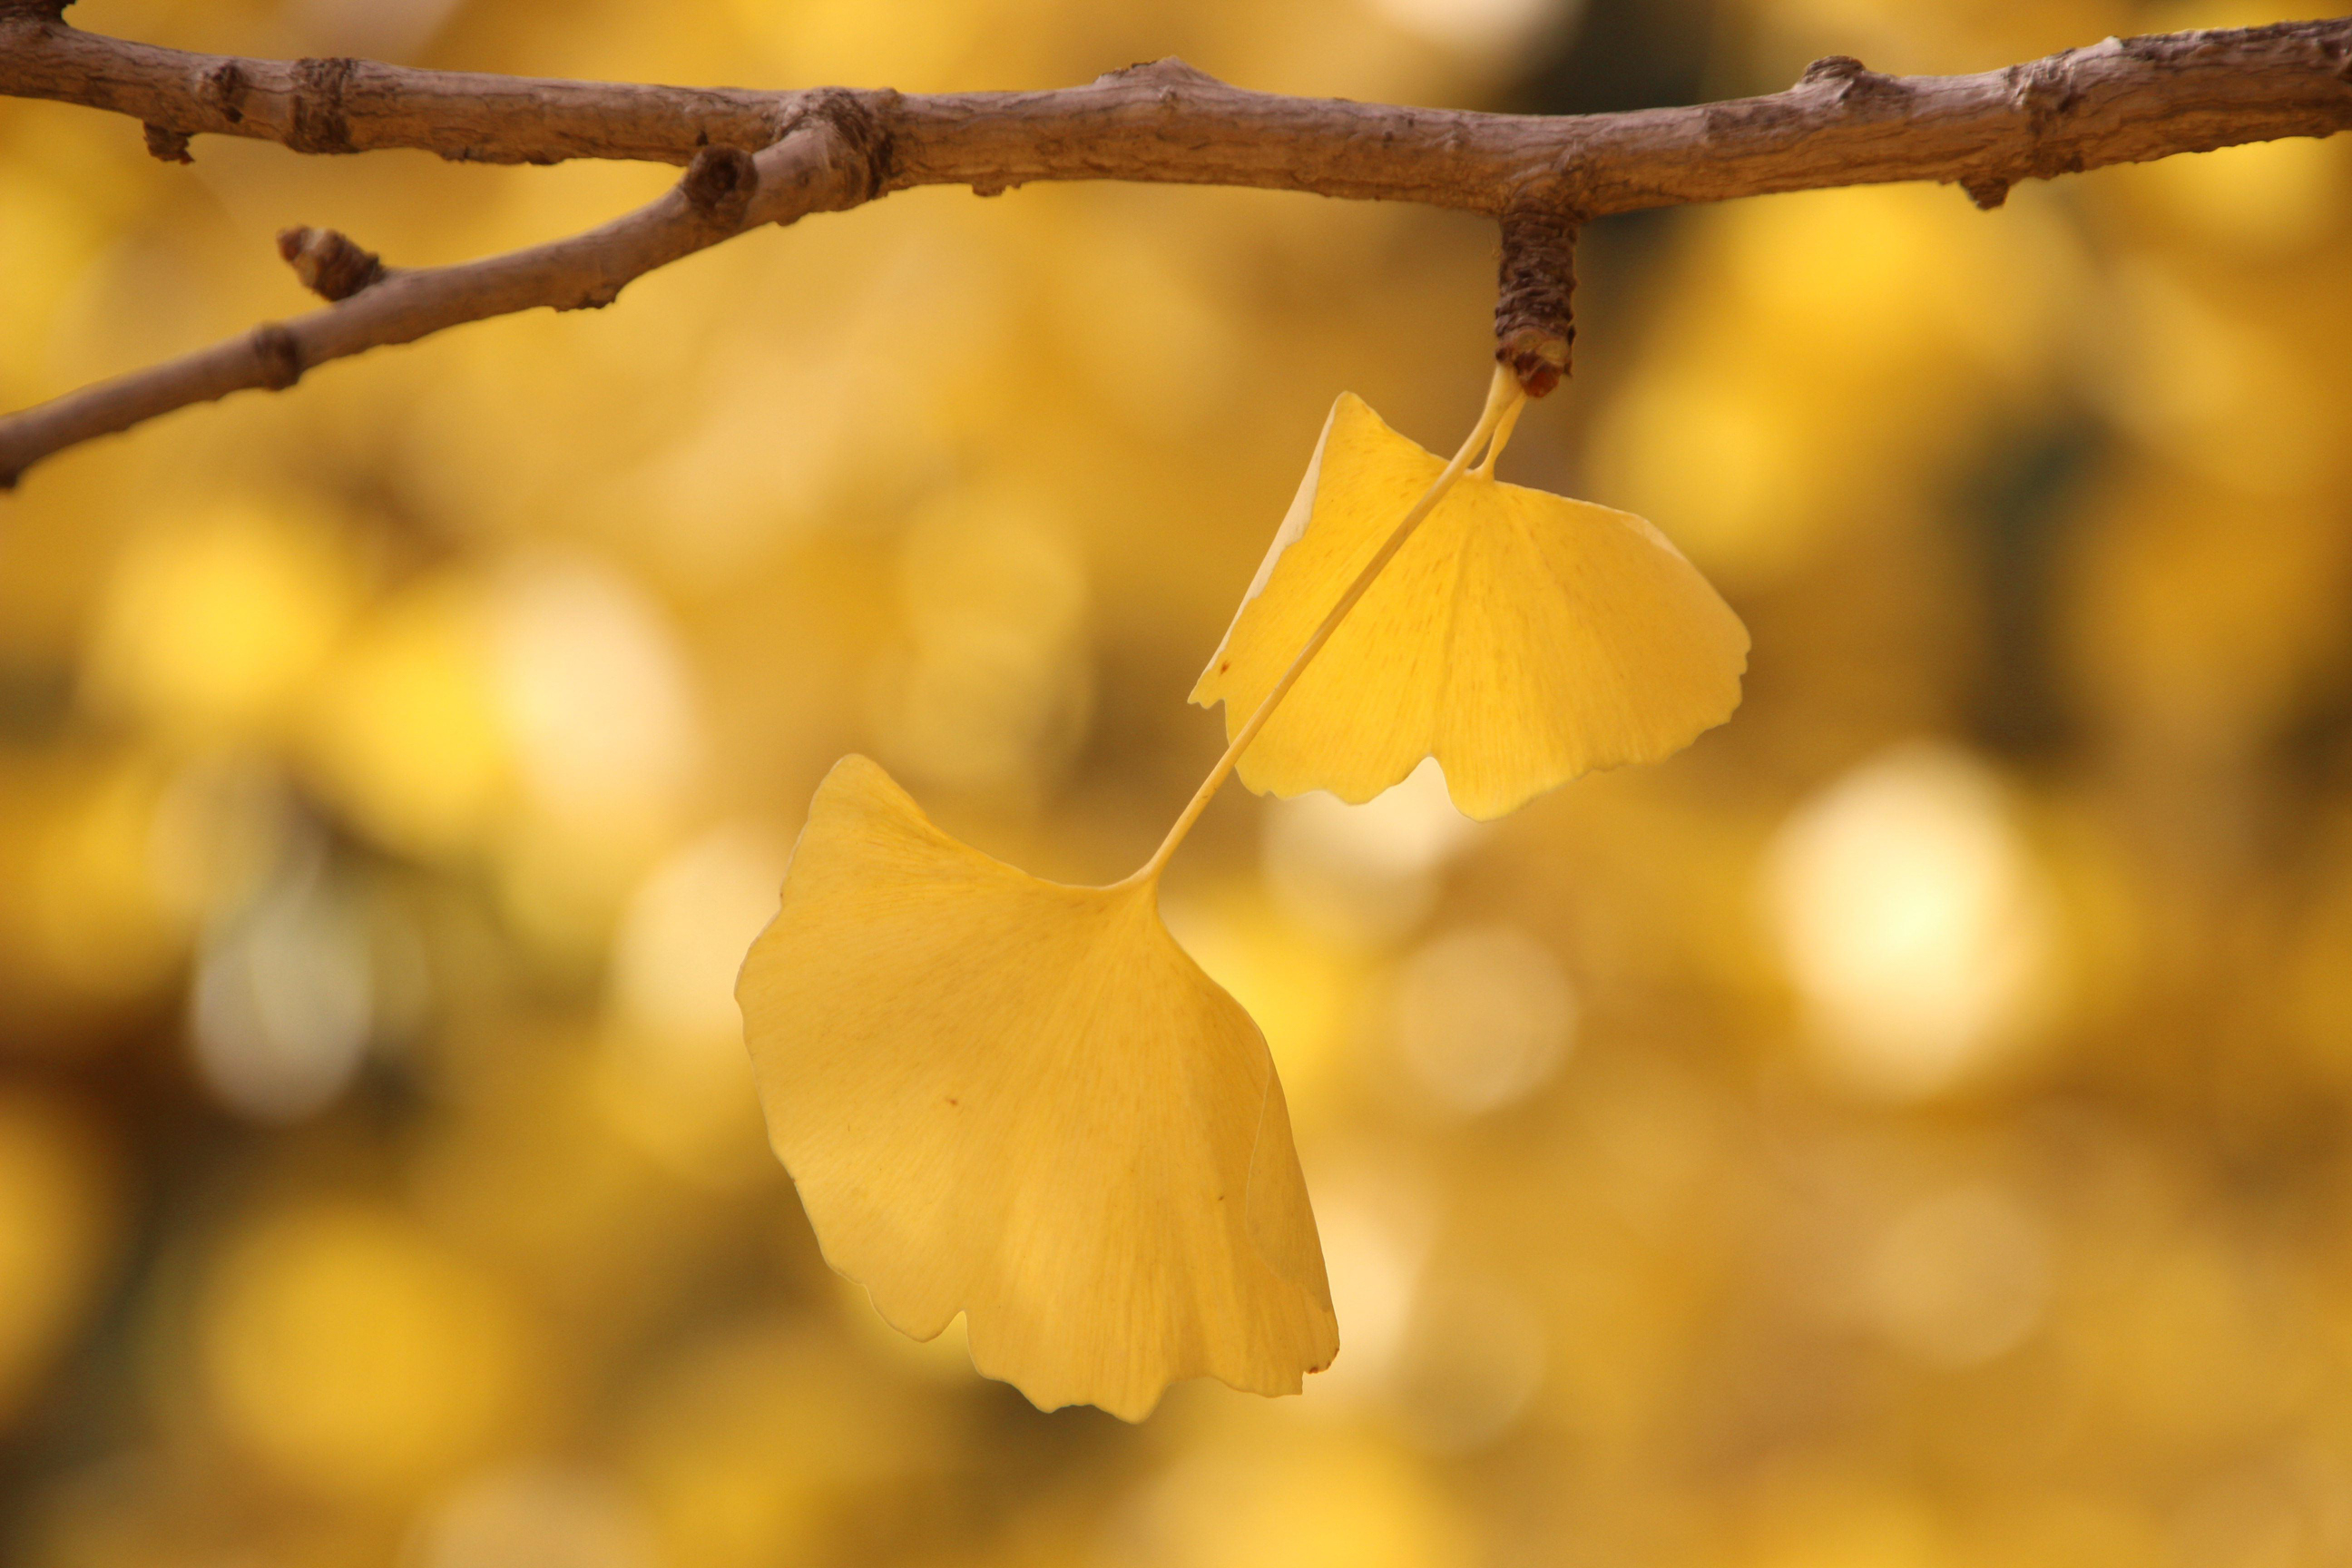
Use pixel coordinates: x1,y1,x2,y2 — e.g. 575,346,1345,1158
0,128,867,486
5,13,2347,209
1,10,2347,485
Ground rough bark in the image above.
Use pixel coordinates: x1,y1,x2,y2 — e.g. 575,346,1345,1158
5,15,2347,210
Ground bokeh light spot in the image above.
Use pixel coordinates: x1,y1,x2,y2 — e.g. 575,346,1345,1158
1129,1427,1473,1568
198,1202,526,1499
83,501,359,747
1766,742,2060,1099
1862,1182,2052,1367
189,857,374,1124
1387,1273,1546,1452
1388,924,1576,1116
302,577,509,861
596,820,790,1181
408,1463,659,1568
1262,759,1479,948
871,490,1093,794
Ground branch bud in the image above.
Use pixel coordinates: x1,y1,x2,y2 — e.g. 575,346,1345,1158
277,226,387,301
250,324,304,390
681,144,760,227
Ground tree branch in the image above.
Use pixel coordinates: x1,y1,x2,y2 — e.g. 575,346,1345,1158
5,13,2347,209
0,126,868,486
1,10,2347,485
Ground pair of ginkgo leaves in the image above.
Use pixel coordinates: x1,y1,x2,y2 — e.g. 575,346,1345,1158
736,367,1750,1421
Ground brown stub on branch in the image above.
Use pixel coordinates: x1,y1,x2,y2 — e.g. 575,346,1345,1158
1494,205,1577,398
681,144,760,226
277,226,386,301
142,122,192,162
1961,174,2012,210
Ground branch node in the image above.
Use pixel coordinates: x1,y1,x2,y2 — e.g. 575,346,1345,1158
2013,56,2089,178
142,122,193,163
681,144,760,226
1098,57,1225,90
0,1,74,18
250,324,305,390
1802,54,1870,84
1800,53,1907,107
1494,205,1577,399
197,60,248,124
277,226,387,300
287,56,360,154
804,90,896,202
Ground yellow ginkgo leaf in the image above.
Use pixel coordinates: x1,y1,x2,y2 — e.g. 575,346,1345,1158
1191,393,1750,820
736,755,1338,1421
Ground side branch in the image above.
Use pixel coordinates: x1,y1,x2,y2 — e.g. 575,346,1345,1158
0,126,866,487
1,14,2347,212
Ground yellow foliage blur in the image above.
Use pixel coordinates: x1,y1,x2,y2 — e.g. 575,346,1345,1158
4,0,2351,1563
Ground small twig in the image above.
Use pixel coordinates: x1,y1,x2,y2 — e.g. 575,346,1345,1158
0,132,865,487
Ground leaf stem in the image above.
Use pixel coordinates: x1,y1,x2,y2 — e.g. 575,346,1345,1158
1473,394,1524,478
1122,365,1527,888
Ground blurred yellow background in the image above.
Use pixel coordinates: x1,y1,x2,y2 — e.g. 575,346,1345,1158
5,0,2351,1563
